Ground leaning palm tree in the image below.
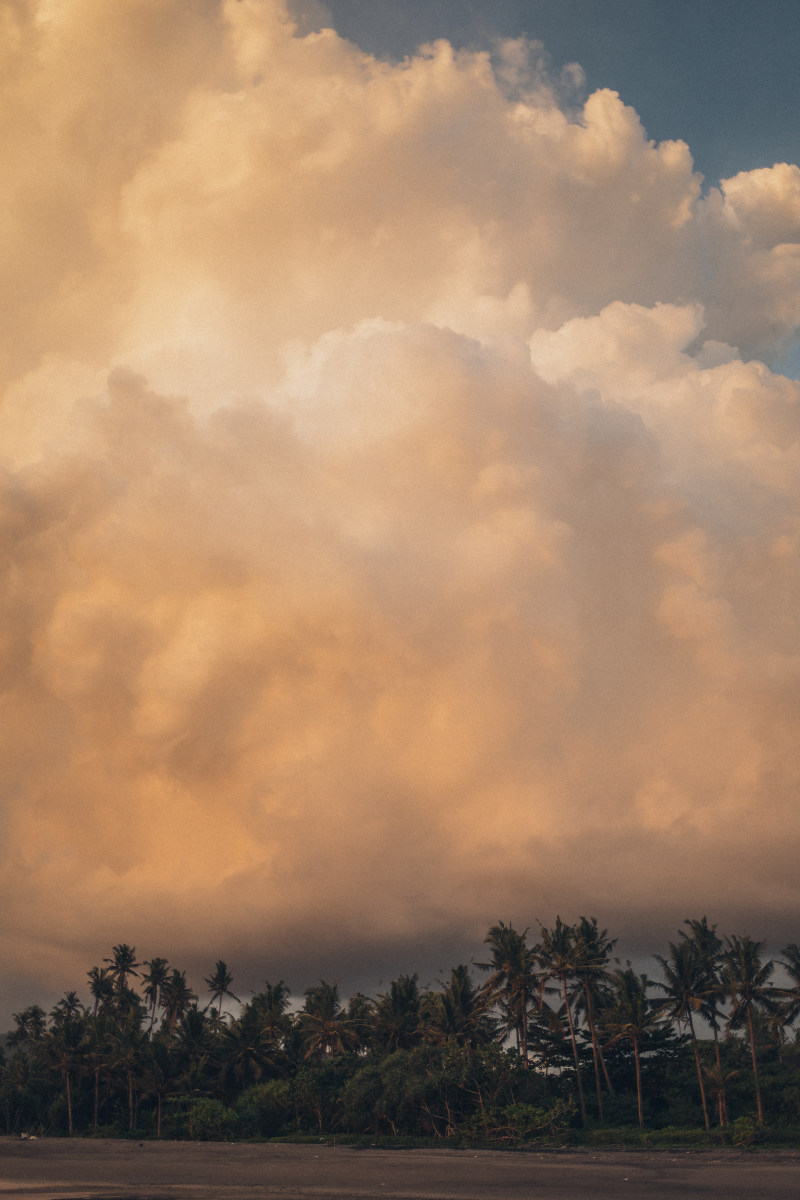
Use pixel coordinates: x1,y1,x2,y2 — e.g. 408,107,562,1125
654,939,716,1131
478,922,540,1062
721,934,776,1125
538,917,587,1124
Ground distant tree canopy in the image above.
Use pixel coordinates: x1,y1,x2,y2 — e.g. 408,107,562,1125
3,919,800,1142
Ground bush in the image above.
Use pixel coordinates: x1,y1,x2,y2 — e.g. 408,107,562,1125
729,1115,763,1148
236,1080,294,1138
163,1096,237,1140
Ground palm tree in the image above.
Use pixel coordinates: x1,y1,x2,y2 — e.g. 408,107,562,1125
84,1010,115,1132
108,1007,147,1132
39,1021,84,1136
602,968,663,1128
141,958,171,1032
777,943,800,1029
478,923,539,1062
298,981,353,1059
203,961,239,1023
680,917,728,1124
87,967,114,1016
721,934,776,1124
220,1006,279,1095
139,1037,180,1137
160,970,197,1038
51,992,85,1024
538,917,587,1124
345,992,376,1052
372,974,423,1052
103,944,140,998
251,980,293,1049
654,939,715,1131
573,916,616,1119
426,965,496,1047
9,1005,47,1046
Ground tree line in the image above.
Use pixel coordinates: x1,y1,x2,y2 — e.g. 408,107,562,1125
3,916,800,1143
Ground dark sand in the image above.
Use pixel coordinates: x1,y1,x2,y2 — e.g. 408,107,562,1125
2,1138,800,1200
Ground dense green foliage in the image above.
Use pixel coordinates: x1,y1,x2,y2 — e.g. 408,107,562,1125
3,919,800,1144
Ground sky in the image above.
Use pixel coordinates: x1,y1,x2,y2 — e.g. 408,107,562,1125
2,0,800,1023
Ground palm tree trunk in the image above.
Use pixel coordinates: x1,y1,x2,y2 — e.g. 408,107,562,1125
562,978,587,1125
712,1026,727,1125
746,1006,764,1124
582,985,604,1120
687,1013,710,1131
64,1071,73,1136
633,1037,644,1129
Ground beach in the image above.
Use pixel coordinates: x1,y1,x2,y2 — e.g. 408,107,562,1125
2,1139,800,1200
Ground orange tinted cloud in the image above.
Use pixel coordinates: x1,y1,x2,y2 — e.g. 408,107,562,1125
2,1,800,1010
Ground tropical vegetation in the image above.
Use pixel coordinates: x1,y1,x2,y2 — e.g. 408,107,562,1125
3,919,800,1145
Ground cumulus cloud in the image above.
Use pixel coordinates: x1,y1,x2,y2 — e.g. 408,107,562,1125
2,0,800,1010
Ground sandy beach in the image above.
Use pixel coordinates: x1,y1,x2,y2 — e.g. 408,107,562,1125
2,1139,800,1200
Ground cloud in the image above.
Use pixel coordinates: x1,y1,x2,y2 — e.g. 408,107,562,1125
2,0,800,1010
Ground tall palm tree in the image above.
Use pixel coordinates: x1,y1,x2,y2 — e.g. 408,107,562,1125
602,968,663,1128
84,1010,115,1132
573,916,616,1119
654,939,715,1131
108,1007,147,1132
538,917,587,1124
103,944,140,998
141,958,171,1033
478,923,539,1062
160,970,197,1038
680,917,728,1124
39,1021,84,1136
721,934,776,1125
203,960,239,1023
139,1037,180,1137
